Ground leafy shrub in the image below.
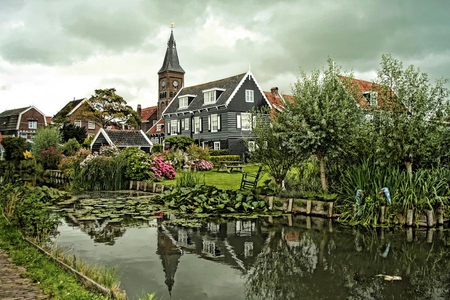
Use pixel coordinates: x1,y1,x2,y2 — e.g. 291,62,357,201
39,146,62,170
209,155,240,165
62,138,81,156
119,148,154,181
186,144,210,160
151,155,176,181
1,136,28,163
210,149,229,156
152,144,163,153
165,136,194,150
99,145,120,157
193,159,213,171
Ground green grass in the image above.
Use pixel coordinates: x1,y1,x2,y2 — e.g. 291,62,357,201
0,216,115,300
163,164,270,190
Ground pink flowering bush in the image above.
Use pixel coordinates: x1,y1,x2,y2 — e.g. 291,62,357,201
193,159,213,171
150,154,176,181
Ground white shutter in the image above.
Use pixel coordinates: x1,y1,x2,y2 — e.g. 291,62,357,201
167,122,170,134
237,115,241,129
200,117,203,132
218,114,221,131
208,115,211,131
192,118,195,133
177,120,180,133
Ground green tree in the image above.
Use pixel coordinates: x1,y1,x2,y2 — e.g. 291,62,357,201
275,59,362,191
84,88,141,129
246,107,300,187
374,54,449,177
1,136,28,163
60,124,87,144
32,127,62,169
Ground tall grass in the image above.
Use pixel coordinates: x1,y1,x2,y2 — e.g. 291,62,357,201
175,170,205,188
337,161,450,226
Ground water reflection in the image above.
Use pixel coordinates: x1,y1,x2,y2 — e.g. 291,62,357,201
55,213,450,300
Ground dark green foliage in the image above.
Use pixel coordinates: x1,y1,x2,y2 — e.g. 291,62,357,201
209,155,241,165
39,146,62,170
152,143,163,153
1,136,28,162
210,149,229,156
165,136,194,150
60,124,87,143
0,184,65,241
157,185,269,214
62,138,81,156
119,147,154,181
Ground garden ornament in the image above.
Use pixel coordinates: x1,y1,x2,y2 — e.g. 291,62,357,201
355,189,363,216
378,187,391,206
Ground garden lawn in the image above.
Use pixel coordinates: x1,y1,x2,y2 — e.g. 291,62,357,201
161,164,270,190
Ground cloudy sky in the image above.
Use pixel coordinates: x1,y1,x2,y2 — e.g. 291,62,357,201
1,0,449,116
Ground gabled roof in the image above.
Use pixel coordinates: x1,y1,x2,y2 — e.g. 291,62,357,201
163,71,271,116
91,128,153,148
141,106,157,121
158,29,185,74
0,106,47,130
146,118,165,134
53,98,87,120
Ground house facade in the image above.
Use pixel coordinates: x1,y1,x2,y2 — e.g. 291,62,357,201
53,98,101,137
0,106,47,140
162,71,271,155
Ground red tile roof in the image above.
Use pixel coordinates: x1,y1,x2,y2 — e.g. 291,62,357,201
146,118,165,134
339,76,393,109
141,106,157,121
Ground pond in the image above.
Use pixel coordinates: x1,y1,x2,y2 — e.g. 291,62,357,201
52,194,450,300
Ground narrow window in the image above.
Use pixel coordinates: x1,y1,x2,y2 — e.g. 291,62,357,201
245,90,254,103
74,120,82,127
88,120,95,130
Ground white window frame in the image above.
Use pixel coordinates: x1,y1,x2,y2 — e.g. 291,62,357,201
194,116,201,133
74,120,82,127
179,96,189,109
213,141,220,150
245,89,254,103
241,113,252,131
28,120,37,129
88,120,95,130
170,119,178,135
248,141,256,152
363,91,379,107
204,90,216,104
157,124,162,131
185,117,189,130
211,114,218,132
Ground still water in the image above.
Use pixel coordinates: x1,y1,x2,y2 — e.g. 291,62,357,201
54,214,450,300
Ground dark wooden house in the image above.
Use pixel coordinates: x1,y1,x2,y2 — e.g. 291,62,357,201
162,71,272,155
90,128,153,153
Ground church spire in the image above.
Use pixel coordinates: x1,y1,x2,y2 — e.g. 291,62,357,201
158,23,185,74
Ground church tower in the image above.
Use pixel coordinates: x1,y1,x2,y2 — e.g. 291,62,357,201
157,24,185,120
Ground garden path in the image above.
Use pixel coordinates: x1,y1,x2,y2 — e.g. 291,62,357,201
0,249,49,299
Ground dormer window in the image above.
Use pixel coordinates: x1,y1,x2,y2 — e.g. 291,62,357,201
203,88,225,105
28,120,37,129
179,96,188,108
363,91,378,107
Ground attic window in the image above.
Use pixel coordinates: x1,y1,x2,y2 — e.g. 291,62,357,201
28,120,37,129
203,88,225,105
363,91,378,107
245,90,254,103
179,96,188,109
157,124,162,131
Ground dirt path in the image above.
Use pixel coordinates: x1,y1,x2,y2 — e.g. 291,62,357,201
0,249,49,299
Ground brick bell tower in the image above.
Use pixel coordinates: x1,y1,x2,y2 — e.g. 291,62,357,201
157,23,185,120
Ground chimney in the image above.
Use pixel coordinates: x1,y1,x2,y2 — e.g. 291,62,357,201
271,87,279,97
137,104,142,117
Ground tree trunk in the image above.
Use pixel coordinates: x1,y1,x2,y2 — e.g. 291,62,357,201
319,154,327,192
405,161,413,179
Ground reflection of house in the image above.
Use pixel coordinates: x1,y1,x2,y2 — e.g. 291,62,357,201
0,106,47,141
90,128,153,153
53,98,101,137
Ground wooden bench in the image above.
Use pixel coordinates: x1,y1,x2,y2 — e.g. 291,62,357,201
216,161,243,172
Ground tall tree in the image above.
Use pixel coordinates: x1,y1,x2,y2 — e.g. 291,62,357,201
374,54,449,177
246,107,301,187
84,88,141,129
274,59,362,191
60,124,87,144
1,136,28,163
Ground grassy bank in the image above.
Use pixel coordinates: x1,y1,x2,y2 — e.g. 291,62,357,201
0,215,114,300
